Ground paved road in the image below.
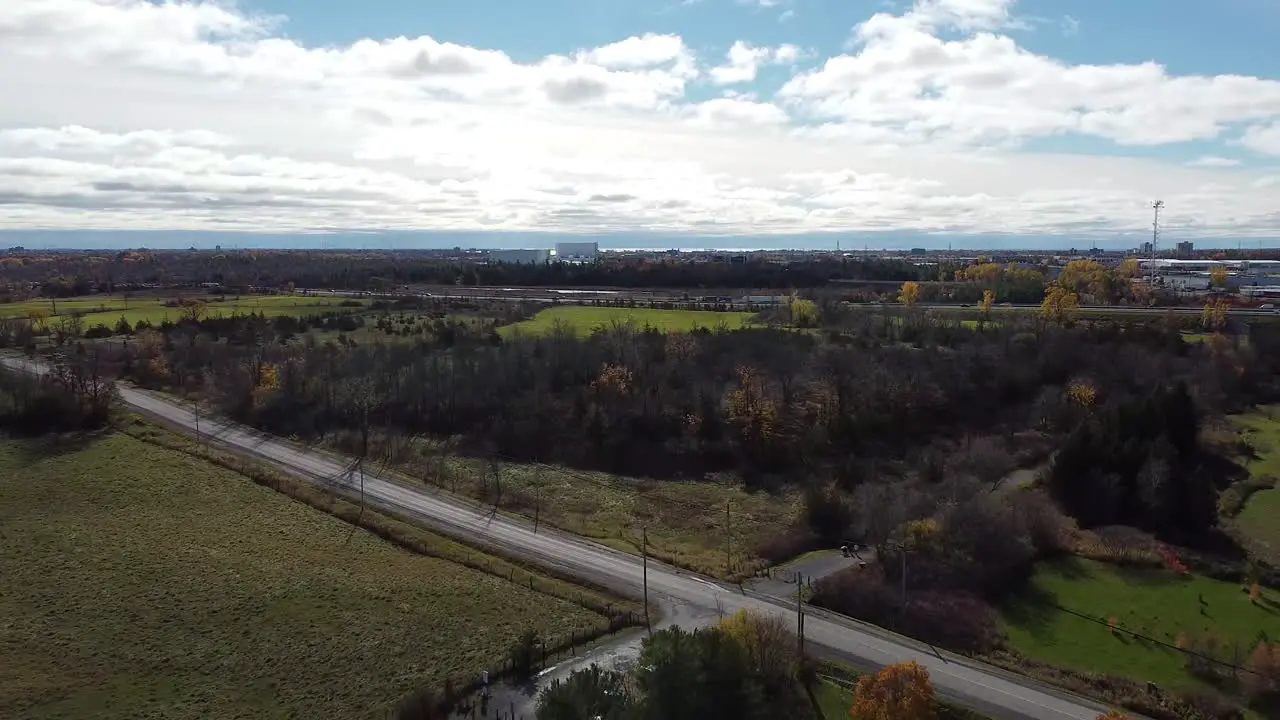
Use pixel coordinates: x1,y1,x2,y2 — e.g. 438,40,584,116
2,355,1113,720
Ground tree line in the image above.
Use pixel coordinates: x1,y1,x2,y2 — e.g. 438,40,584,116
0,251,944,296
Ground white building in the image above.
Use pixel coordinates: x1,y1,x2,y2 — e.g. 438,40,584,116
555,241,599,262
488,249,550,265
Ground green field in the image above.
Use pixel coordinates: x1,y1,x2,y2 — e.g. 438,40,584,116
0,293,365,329
409,451,797,578
1239,489,1280,559
1001,557,1279,690
1228,407,1280,559
500,306,756,337
0,432,606,720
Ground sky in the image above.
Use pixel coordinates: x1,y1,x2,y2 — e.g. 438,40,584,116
1,0,1278,249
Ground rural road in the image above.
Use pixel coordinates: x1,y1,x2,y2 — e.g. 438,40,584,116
1,355,1114,720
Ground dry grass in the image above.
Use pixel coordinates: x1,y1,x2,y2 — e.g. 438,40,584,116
396,446,800,579
0,424,630,720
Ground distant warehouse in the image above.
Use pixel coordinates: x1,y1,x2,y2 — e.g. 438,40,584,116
555,242,599,263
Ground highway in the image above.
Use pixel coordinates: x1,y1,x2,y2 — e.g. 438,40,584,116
0,355,1114,720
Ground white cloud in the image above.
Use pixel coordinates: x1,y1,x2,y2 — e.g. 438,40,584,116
1186,156,1241,168
708,42,804,85
0,0,1277,239
782,0,1280,150
1242,122,1280,156
1061,15,1080,36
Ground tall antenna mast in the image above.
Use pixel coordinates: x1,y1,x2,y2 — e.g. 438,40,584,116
1150,200,1164,285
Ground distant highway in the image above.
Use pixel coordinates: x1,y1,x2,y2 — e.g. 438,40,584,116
292,286,1276,317
0,353,1119,720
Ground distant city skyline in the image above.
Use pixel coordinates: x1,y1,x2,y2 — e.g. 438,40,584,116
3,230,1277,253
1,1,1278,239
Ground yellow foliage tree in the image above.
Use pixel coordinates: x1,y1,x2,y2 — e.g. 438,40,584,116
1039,286,1079,325
257,363,280,391
717,609,797,689
26,308,49,334
850,661,935,720
955,262,1003,284
1118,258,1141,278
978,289,995,317
789,294,819,328
1054,257,1116,302
1066,381,1098,408
1202,298,1229,332
899,281,922,307
1210,265,1229,289
726,366,777,446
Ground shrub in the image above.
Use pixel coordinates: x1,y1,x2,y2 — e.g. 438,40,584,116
811,567,1001,654
508,629,541,681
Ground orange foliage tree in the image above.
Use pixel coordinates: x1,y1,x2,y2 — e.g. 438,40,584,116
898,281,922,307
850,661,935,720
1097,712,1130,720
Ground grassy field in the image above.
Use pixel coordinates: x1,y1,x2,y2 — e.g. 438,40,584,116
1001,557,1280,690
406,451,797,578
0,431,610,720
1239,489,1280,560
499,306,756,337
1228,406,1280,560
0,293,365,328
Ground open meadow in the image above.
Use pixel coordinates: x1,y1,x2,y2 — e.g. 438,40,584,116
1001,557,1280,691
499,305,757,337
1228,406,1280,562
0,293,365,329
0,430,611,720
407,451,799,578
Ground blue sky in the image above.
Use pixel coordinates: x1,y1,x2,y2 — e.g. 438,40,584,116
0,0,1277,247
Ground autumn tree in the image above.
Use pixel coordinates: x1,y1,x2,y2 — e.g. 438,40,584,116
788,294,819,328
850,661,935,720
1202,298,1229,332
1096,711,1130,720
1058,259,1116,304
180,298,208,323
978,289,994,317
717,609,799,699
1118,258,1141,278
1039,286,1079,325
1210,265,1229,289
1244,641,1280,704
26,308,49,334
898,281,921,307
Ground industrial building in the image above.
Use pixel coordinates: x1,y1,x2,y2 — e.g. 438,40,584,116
555,241,599,263
487,249,550,265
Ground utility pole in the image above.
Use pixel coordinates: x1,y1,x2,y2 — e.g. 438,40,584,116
900,546,908,617
643,527,651,633
796,572,805,655
725,501,732,576
1150,200,1164,286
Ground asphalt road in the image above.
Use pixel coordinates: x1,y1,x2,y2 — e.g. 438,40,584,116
1,355,1114,720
